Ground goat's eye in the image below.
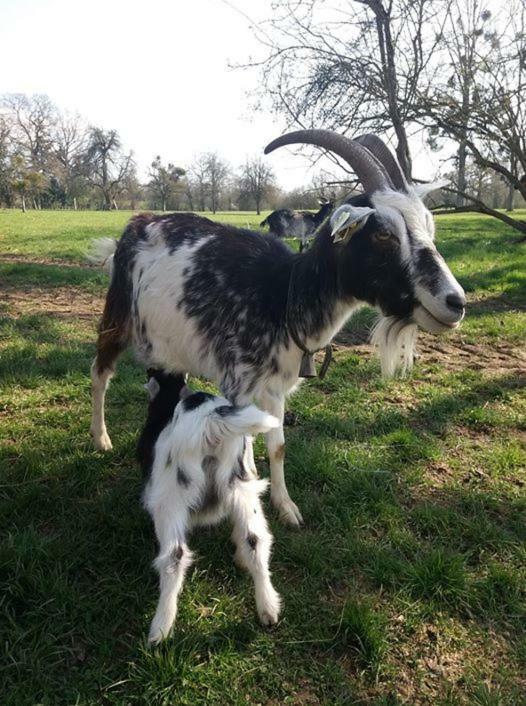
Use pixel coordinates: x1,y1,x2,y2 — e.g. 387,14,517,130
375,231,392,241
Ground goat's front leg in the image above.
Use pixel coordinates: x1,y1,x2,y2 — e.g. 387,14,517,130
230,483,281,625
148,509,193,645
260,393,303,527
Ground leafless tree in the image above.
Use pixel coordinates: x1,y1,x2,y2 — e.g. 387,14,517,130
84,127,134,210
189,152,229,213
245,0,444,178
149,155,185,211
419,0,526,235
2,94,57,172
0,114,14,206
206,152,229,213
53,112,88,209
238,157,274,214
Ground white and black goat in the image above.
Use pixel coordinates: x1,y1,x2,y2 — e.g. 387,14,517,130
260,199,333,252
90,130,466,527
137,370,281,644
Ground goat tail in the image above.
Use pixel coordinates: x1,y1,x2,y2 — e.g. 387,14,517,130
87,237,118,275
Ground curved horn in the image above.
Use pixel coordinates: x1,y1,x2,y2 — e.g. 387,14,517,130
264,129,393,194
354,134,409,192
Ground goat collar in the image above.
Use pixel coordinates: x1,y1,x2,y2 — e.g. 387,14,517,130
286,259,333,379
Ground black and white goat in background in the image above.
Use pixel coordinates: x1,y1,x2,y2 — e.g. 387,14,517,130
138,371,280,643
260,199,333,251
90,130,466,527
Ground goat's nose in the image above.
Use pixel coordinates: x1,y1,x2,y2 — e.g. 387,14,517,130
446,292,466,312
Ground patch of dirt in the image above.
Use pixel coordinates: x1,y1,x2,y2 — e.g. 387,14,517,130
416,336,526,375
335,325,526,377
0,282,104,319
0,253,93,268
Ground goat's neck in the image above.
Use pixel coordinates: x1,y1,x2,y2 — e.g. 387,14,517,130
287,232,359,351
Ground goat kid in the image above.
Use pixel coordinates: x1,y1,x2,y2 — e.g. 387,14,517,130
138,371,281,644
90,130,466,528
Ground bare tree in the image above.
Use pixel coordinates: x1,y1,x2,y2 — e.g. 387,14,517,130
84,127,134,209
53,112,88,209
246,0,444,178
189,152,229,212
239,157,274,214
419,0,526,235
2,94,57,172
206,152,229,213
148,155,185,211
189,154,210,211
0,114,14,206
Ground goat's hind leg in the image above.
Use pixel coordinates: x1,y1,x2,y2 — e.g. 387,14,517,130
148,510,192,645
230,483,281,626
90,330,126,451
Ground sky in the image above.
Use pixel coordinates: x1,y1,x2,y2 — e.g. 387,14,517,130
0,0,443,190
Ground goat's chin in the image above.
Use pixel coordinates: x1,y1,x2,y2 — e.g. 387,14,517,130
412,304,461,334
370,316,418,378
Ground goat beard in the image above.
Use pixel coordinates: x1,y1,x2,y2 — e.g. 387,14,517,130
370,316,418,378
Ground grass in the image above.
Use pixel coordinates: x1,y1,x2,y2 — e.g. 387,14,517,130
0,208,525,705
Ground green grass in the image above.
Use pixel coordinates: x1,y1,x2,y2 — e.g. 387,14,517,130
0,209,525,705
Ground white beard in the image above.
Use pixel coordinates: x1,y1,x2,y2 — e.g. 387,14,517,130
370,316,418,377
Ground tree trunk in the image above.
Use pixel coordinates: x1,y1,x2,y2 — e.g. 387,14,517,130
21,195,26,213
506,156,516,211
372,2,412,178
73,196,78,211
457,141,467,207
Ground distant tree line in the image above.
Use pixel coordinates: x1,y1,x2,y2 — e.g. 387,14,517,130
0,93,339,213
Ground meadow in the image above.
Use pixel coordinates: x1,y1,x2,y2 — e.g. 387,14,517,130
0,208,525,705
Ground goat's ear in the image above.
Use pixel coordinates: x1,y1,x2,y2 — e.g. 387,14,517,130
209,404,279,441
330,205,375,244
144,377,160,400
414,180,448,199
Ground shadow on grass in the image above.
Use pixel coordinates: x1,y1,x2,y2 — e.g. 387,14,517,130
0,261,107,290
1,305,525,702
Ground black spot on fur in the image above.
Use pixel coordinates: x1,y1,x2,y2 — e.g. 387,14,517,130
230,456,249,484
182,391,215,411
137,371,186,480
199,455,219,511
171,545,183,564
166,452,172,467
177,466,190,487
215,404,239,418
247,533,258,550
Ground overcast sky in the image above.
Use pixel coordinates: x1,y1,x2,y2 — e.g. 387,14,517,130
0,0,444,190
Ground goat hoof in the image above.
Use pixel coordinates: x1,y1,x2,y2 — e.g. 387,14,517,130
148,621,172,645
274,498,303,527
259,610,279,627
92,430,113,452
258,597,281,626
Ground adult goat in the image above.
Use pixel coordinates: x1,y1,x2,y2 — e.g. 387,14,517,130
260,199,333,251
90,130,466,526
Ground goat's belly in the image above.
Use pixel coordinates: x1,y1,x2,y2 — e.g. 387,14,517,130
131,241,222,381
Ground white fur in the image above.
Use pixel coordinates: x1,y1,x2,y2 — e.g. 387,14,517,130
370,317,418,377
86,237,117,275
143,393,281,644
